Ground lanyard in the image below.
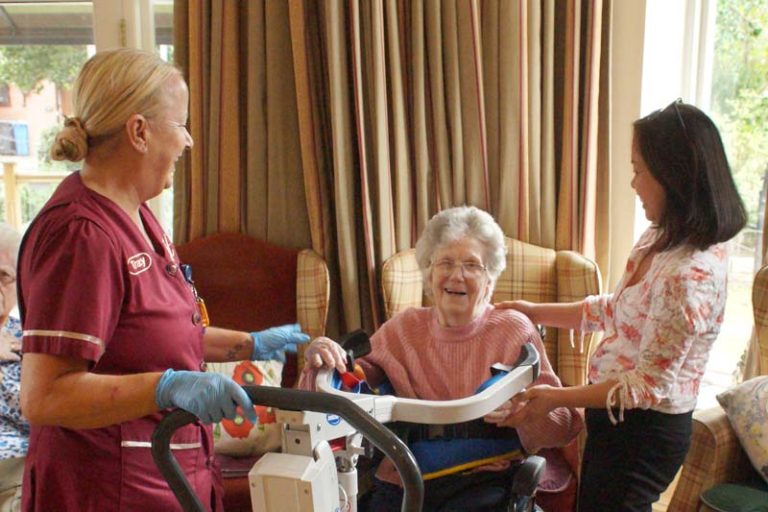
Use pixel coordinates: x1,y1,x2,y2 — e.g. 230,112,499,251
179,263,210,327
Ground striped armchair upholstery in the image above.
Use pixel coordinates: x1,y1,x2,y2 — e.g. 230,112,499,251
381,237,601,387
669,263,768,511
751,263,768,374
296,248,332,370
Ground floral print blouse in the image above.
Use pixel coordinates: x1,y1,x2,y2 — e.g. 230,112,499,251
0,316,27,460
581,228,728,421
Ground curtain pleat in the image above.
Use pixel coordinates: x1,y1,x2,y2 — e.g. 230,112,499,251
244,0,267,238
495,0,524,239
175,1,311,243
458,1,489,210
426,0,450,212
214,2,241,233
175,0,612,339
527,0,542,245
540,0,556,250
594,0,613,284
288,0,326,256
325,0,363,331
410,0,431,244
481,0,499,217
556,0,580,252
578,0,601,262
351,0,383,331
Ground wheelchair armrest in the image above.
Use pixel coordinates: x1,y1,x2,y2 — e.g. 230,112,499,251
512,455,547,497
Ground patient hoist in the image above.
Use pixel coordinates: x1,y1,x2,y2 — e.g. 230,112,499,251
153,338,544,512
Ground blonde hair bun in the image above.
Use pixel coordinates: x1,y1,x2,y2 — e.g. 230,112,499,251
49,117,88,162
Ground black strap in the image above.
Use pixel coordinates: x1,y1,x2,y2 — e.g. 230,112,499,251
389,419,519,444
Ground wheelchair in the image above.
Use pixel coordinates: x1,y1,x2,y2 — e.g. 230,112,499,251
359,452,546,512
153,335,546,512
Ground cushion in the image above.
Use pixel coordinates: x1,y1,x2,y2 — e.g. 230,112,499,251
207,359,283,457
700,482,768,512
716,376,768,485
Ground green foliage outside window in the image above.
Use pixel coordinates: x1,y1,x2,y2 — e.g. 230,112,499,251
712,0,768,228
0,45,87,101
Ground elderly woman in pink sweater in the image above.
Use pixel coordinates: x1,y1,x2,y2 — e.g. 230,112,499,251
302,206,583,512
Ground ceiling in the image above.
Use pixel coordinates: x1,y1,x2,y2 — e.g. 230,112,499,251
0,2,172,45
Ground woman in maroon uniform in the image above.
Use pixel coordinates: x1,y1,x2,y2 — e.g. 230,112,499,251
17,48,308,511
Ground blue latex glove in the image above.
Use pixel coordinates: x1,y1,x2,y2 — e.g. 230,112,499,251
155,369,258,424
250,323,310,362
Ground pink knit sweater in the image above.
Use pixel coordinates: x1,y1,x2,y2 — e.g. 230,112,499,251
356,305,583,489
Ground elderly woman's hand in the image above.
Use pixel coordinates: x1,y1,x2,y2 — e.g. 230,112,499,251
0,331,21,362
302,336,347,374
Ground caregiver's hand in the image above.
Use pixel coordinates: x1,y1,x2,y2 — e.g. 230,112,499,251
251,323,310,362
155,369,258,424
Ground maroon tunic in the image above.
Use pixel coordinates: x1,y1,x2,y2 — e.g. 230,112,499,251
18,173,221,511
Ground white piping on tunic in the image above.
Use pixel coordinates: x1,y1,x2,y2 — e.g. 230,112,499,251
23,329,104,349
121,441,201,450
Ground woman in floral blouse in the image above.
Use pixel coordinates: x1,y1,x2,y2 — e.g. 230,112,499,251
497,100,747,512
0,223,25,512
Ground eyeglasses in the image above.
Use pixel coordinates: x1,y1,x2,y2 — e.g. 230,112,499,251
147,117,192,138
666,98,689,141
165,120,190,132
431,259,487,279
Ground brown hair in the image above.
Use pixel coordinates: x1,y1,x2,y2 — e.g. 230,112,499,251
633,101,747,251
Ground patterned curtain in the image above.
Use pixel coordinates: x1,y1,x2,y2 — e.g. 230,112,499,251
173,0,612,338
172,0,311,247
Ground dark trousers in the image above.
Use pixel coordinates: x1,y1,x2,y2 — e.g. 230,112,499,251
365,466,517,512
578,408,693,512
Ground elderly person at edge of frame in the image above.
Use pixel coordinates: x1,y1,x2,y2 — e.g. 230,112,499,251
0,223,25,512
300,205,584,512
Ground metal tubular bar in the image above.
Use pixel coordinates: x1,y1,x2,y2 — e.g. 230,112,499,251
152,386,424,512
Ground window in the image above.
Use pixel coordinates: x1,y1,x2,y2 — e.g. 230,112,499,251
641,0,767,408
0,1,95,231
708,0,768,387
0,121,29,156
0,0,175,233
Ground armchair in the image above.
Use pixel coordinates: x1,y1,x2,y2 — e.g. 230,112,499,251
380,237,601,511
176,233,330,512
668,263,768,512
381,237,602,386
